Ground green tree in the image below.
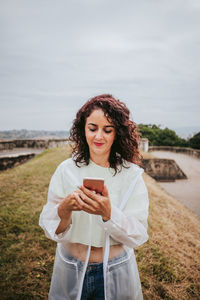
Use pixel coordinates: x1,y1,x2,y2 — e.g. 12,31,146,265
138,124,189,147
138,124,161,146
157,128,181,146
188,132,200,149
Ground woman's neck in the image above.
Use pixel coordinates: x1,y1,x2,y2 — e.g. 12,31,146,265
90,153,110,168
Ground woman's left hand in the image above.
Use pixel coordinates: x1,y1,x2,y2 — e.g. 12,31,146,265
76,185,111,221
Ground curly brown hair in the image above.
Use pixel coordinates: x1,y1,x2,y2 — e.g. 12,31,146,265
69,94,142,174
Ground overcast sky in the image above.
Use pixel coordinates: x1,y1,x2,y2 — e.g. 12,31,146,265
0,0,200,137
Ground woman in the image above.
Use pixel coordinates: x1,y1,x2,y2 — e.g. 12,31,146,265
39,94,149,300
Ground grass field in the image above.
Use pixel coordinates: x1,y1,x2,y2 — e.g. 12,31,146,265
0,147,200,299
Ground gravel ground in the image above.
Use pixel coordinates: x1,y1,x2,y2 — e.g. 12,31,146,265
150,150,200,218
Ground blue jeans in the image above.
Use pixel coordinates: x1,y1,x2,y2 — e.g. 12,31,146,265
81,251,128,300
62,250,128,300
81,261,104,300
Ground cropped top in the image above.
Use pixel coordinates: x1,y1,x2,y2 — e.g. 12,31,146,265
39,158,149,247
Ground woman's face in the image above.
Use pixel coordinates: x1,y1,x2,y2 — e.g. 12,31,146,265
85,109,115,161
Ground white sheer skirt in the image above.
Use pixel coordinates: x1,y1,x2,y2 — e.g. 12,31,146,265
49,243,143,300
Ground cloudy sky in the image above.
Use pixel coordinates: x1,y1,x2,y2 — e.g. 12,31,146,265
0,0,200,137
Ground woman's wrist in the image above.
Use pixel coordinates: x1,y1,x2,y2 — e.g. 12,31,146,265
101,210,111,222
58,200,72,219
55,218,71,235
102,203,111,222
56,206,72,234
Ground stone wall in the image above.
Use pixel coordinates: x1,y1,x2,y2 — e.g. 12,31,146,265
149,146,200,159
0,138,68,151
0,138,69,171
142,158,187,181
0,154,35,171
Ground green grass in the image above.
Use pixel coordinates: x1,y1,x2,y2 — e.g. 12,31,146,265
0,146,200,299
0,146,71,299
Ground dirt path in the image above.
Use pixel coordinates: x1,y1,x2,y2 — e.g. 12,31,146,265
0,148,43,157
150,151,200,217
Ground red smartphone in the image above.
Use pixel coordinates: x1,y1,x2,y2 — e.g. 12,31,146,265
83,177,104,194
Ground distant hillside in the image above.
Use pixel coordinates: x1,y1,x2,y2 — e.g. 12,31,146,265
0,129,69,140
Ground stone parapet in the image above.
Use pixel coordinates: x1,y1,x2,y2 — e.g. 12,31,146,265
0,154,36,171
149,146,200,159
142,158,187,182
0,138,69,171
0,138,68,151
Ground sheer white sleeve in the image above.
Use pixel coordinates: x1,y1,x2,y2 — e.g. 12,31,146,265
99,174,149,248
39,164,72,243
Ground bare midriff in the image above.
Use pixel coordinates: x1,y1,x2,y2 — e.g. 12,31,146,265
67,242,124,262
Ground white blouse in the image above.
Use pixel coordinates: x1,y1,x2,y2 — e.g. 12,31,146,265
39,158,149,247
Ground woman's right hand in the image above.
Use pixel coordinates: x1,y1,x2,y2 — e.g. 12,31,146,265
58,190,82,219
55,190,82,234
